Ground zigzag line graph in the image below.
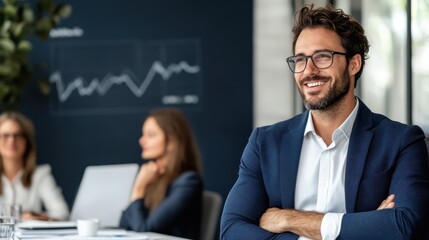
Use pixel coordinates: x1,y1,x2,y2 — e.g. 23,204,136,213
49,60,200,102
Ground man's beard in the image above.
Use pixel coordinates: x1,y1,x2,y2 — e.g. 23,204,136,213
299,69,350,111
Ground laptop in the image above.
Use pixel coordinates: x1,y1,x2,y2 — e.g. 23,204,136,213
69,163,139,227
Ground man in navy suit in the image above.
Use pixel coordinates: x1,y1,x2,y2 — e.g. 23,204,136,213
221,4,429,240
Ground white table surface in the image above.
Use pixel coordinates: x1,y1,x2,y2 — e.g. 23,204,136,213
15,228,191,240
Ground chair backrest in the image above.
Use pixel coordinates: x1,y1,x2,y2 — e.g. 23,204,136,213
200,191,223,240
425,136,429,155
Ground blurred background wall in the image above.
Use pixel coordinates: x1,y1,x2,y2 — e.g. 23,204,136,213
22,0,253,208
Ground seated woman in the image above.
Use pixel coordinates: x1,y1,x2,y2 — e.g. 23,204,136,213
0,111,69,221
120,108,203,239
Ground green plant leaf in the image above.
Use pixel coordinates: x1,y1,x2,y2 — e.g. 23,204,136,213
35,17,52,31
34,17,53,39
0,0,72,108
22,6,34,22
0,38,15,54
18,22,32,39
1,20,12,34
0,84,10,96
4,4,17,18
55,4,72,18
6,61,20,79
17,40,32,52
2,0,17,6
3,85,21,105
0,64,12,77
38,77,50,95
10,22,23,37
52,15,60,25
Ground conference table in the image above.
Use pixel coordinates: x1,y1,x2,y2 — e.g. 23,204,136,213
15,231,190,240
15,222,191,240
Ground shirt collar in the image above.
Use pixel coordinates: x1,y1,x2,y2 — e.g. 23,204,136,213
304,98,360,139
1,168,24,184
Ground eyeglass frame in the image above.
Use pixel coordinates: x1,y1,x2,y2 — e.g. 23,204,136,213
0,132,26,142
286,50,348,73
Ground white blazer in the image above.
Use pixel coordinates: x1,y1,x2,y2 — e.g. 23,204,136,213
0,164,69,220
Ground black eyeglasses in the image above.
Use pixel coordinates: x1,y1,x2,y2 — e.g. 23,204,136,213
286,50,347,73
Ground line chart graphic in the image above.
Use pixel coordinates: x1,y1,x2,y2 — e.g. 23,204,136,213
49,39,202,114
49,61,200,102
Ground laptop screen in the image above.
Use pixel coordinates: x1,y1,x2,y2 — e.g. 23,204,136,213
69,163,139,227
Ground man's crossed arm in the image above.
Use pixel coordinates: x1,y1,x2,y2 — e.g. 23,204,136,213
259,194,396,240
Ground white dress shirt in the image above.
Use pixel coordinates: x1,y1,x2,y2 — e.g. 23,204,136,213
0,164,69,220
295,99,359,240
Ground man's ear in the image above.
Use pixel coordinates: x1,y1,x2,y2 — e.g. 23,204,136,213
348,54,362,76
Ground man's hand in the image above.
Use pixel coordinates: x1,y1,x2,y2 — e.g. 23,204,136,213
377,194,395,210
259,208,288,233
259,207,324,240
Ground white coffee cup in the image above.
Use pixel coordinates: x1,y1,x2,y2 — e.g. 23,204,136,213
77,219,99,237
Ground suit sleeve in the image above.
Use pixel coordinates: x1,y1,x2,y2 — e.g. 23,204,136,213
221,128,299,240
338,125,429,240
119,172,202,233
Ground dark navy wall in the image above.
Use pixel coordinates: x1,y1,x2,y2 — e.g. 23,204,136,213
21,0,253,215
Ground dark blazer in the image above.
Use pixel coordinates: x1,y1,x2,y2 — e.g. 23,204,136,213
221,100,429,240
120,171,203,239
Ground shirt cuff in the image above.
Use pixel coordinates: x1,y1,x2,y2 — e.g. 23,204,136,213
321,212,344,240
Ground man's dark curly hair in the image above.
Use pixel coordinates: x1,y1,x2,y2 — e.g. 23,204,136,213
292,4,370,86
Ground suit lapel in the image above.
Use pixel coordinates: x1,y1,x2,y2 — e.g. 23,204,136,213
280,111,308,208
345,100,374,212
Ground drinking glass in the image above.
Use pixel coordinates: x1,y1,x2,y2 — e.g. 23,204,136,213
10,204,21,223
0,204,17,240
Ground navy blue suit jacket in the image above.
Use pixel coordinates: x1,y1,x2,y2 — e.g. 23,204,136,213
221,100,429,240
120,171,203,239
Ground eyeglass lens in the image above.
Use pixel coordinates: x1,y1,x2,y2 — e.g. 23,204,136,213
287,51,338,73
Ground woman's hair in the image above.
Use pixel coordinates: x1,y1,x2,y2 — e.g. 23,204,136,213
0,111,37,194
144,108,202,211
292,4,370,86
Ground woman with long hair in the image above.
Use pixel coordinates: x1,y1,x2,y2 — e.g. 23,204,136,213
0,111,69,220
119,108,203,239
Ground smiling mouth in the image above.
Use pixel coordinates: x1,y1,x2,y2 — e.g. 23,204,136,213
306,81,326,88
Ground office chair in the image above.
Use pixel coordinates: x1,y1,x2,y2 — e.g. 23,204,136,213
200,191,223,240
